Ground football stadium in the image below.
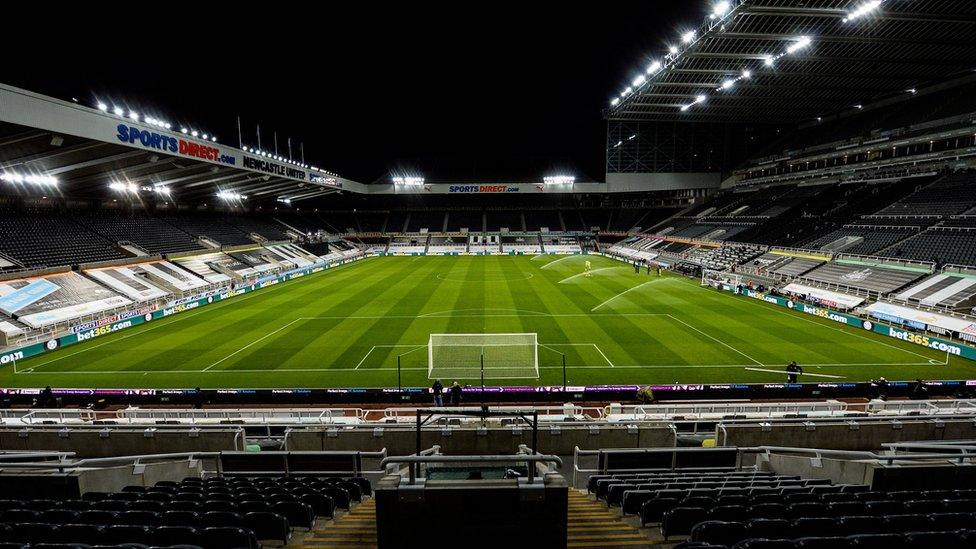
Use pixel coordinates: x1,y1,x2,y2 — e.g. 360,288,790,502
2,1,976,548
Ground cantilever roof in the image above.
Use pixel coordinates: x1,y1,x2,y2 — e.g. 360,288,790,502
606,0,976,123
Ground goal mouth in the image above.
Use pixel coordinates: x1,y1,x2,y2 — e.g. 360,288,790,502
427,333,539,380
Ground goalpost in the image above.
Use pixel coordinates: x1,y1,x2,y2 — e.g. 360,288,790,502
702,268,741,290
427,333,539,380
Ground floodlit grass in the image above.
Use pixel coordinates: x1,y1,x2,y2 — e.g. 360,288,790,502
2,255,968,388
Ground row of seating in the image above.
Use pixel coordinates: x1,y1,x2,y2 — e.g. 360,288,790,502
0,522,259,548
681,518,976,548
634,488,976,519
607,478,836,507
588,470,774,496
660,499,976,539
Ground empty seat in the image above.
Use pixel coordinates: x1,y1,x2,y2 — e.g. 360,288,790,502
271,501,314,530
243,511,289,543
662,507,708,539
746,518,790,540
102,525,153,545
51,524,103,545
836,516,885,535
76,511,118,525
39,510,79,524
202,527,259,549
794,536,851,549
153,526,201,547
883,514,934,534
200,511,242,528
690,521,748,547
847,533,907,549
904,531,967,549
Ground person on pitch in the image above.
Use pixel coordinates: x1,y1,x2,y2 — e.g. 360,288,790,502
584,259,592,278
449,381,463,406
786,361,803,383
646,262,652,275
633,260,640,274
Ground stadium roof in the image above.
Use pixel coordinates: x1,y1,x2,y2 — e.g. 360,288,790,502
0,85,365,204
606,0,976,123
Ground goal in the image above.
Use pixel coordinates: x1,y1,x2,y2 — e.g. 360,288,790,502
427,333,539,380
701,268,741,291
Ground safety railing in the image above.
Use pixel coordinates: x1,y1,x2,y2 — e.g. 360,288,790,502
0,448,389,478
604,401,849,421
117,407,367,425
572,445,976,489
382,452,562,485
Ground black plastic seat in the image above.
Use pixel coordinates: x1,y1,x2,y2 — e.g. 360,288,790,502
299,494,335,519
39,510,79,524
271,501,314,530
116,511,159,527
202,527,258,549
318,487,349,510
836,516,885,535
201,501,237,513
690,520,748,547
153,526,201,547
9,523,56,544
750,503,788,520
640,497,679,525
707,505,748,523
746,518,790,540
847,533,907,549
662,507,708,539
883,514,934,534
794,536,851,549
864,500,903,516
243,511,289,543
927,512,975,531
22,500,59,511
102,525,153,546
76,511,119,525
903,500,945,515
791,517,836,538
200,511,243,528
91,501,129,512
167,501,202,512
905,531,967,549
0,510,40,523
128,501,164,513
159,511,200,528
732,540,793,549
828,502,866,517
52,524,103,545
58,501,92,512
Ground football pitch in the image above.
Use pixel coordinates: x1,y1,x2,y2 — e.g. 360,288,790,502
1,255,969,389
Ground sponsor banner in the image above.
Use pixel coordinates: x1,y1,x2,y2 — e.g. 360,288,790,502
20,295,133,329
242,155,307,180
116,124,236,166
782,283,864,310
0,279,60,315
866,302,976,337
733,288,975,361
0,255,367,368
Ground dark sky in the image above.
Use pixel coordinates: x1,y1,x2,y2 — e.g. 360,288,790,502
4,3,695,183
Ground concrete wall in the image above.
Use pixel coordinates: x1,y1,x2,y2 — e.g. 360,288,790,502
286,425,676,456
0,428,243,457
718,420,976,451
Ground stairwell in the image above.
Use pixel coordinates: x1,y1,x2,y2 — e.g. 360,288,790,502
294,498,377,549
567,490,655,548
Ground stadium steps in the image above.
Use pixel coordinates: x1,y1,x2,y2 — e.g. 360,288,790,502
295,497,376,549
568,490,656,548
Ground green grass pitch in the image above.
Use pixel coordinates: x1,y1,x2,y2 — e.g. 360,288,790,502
1,254,968,389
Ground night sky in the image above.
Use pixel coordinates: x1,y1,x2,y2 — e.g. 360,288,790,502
4,3,695,183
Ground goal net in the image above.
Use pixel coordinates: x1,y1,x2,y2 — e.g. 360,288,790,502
428,333,539,380
702,268,741,291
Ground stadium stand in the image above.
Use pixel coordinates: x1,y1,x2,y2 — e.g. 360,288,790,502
75,209,207,256
797,259,929,296
158,214,256,247
486,210,525,232
0,208,129,270
894,268,976,310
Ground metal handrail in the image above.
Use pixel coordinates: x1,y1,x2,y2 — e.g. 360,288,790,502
382,453,563,485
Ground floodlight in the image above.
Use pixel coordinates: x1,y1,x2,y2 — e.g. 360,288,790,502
742,69,752,79
764,56,775,67
668,45,679,54
681,31,696,43
721,79,735,90
97,102,108,111
647,61,662,74
128,111,139,121
191,130,199,137
696,94,707,102
113,106,124,116
843,0,882,23
786,36,812,54
713,1,731,17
